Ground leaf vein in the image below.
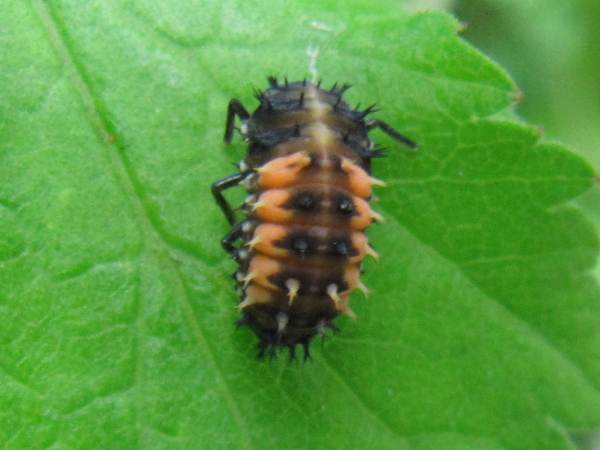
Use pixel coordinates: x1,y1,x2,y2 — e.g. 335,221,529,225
318,353,412,447
381,208,600,396
32,3,254,448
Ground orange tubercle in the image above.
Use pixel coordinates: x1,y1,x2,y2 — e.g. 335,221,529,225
252,189,294,223
343,264,362,292
338,297,357,319
351,197,384,230
238,284,273,310
246,255,281,290
349,233,371,263
341,158,386,198
250,223,289,258
257,151,312,188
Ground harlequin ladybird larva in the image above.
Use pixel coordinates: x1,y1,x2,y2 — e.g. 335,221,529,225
211,76,416,359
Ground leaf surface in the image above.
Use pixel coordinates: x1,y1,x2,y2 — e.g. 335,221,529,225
1,1,599,449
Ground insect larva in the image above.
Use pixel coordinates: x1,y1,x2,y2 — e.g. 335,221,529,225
211,77,416,359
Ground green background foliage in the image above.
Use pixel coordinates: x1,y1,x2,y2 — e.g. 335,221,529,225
455,0,600,169
452,0,600,300
0,1,598,449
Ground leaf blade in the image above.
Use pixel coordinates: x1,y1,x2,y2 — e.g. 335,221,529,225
1,1,598,449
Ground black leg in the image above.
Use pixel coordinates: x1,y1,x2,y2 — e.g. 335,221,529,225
366,119,417,149
224,99,250,143
222,221,245,254
211,173,245,225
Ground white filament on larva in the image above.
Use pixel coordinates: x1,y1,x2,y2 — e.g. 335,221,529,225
306,45,320,84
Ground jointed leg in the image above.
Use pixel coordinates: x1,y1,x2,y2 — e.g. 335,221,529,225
224,99,250,143
211,173,245,225
366,119,417,149
222,221,246,254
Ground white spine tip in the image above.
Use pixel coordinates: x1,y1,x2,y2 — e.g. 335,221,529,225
358,282,370,297
315,320,327,336
327,283,341,305
285,278,300,304
366,246,380,260
237,297,250,310
246,235,261,250
371,209,385,223
276,312,288,334
250,200,265,212
369,177,387,187
242,272,255,288
342,305,357,320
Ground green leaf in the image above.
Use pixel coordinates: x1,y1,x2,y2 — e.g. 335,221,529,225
1,1,598,449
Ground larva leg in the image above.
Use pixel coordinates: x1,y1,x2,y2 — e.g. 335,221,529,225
221,221,245,254
224,99,250,143
211,173,244,225
366,119,417,149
